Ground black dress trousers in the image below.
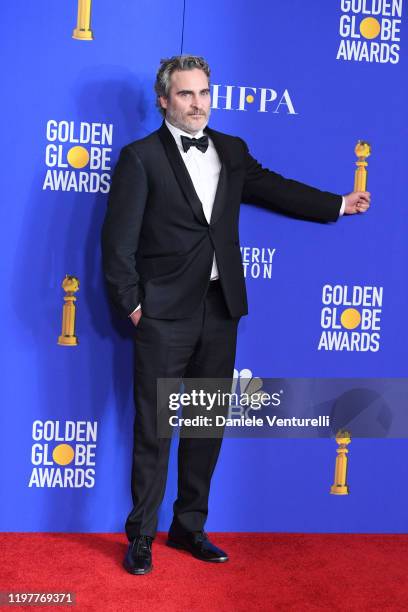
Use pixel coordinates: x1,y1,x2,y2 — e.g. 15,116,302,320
125,279,240,540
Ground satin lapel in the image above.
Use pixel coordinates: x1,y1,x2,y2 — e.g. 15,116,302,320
158,122,208,226
204,127,229,226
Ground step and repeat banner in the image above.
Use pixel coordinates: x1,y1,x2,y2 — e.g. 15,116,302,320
2,1,407,533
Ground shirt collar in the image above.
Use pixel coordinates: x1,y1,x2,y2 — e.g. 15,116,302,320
165,119,207,150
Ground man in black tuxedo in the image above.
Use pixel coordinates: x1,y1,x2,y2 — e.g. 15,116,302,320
101,55,370,575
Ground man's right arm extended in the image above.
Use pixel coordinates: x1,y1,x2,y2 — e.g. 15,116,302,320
101,146,148,320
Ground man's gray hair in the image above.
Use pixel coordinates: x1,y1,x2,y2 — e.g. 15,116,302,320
154,55,211,116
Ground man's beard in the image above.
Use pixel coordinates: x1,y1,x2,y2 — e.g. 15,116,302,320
166,107,211,135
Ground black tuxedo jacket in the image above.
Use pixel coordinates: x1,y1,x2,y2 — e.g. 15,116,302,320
101,122,342,320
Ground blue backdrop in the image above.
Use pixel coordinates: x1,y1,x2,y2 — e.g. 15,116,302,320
2,0,407,533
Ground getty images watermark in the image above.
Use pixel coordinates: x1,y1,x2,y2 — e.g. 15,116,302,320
156,377,332,439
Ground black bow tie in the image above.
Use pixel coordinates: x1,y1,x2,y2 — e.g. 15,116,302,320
180,134,209,154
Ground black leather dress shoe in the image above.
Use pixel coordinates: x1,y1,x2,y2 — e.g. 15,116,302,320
123,535,153,575
166,529,228,563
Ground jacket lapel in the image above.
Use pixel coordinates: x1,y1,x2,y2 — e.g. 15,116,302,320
158,122,208,226
204,127,229,226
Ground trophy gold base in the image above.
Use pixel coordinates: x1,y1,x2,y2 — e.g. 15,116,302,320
72,28,93,40
330,485,349,495
58,335,79,346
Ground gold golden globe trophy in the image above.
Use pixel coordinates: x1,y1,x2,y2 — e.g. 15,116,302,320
330,430,351,495
58,275,80,346
72,0,93,40
354,141,371,191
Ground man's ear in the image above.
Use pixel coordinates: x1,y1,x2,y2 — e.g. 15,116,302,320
159,96,168,111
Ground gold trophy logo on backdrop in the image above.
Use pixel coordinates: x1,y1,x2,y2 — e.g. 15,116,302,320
354,140,371,192
73,0,93,40
58,275,80,346
330,430,351,495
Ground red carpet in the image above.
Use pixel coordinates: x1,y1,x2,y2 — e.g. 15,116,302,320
1,532,408,611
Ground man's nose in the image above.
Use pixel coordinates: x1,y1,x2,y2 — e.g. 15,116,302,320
190,94,201,107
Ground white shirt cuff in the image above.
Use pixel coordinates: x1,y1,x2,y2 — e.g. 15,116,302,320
128,304,141,317
339,196,346,217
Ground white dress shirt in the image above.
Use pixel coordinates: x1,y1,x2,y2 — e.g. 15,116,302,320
130,121,345,315
165,119,221,281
